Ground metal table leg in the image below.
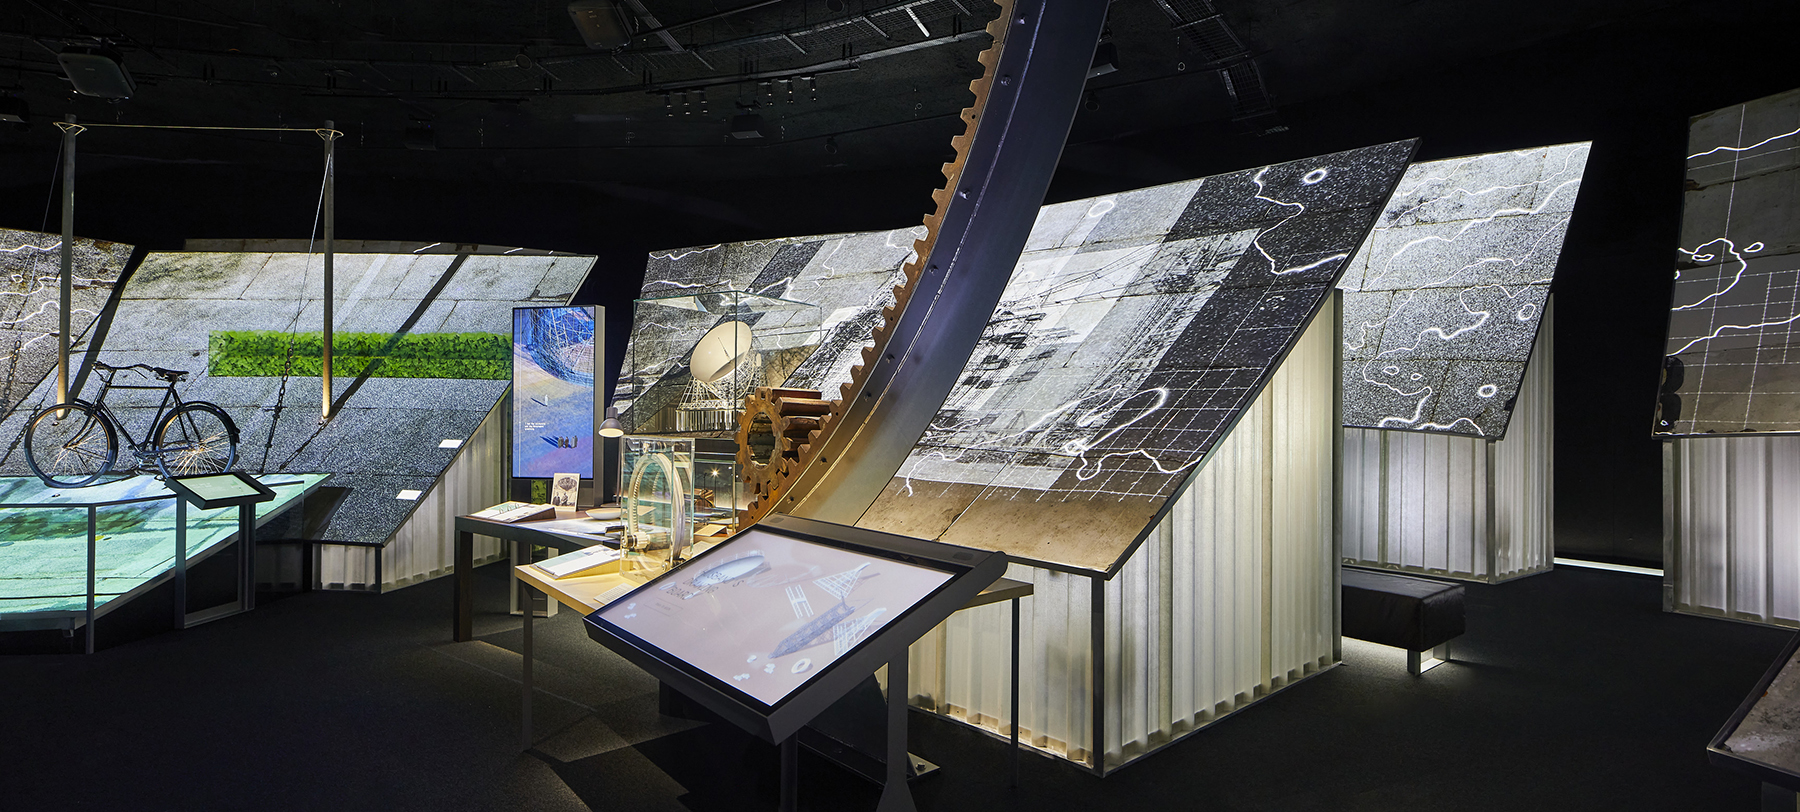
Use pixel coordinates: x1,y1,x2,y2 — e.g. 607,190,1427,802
239,503,256,612
779,735,799,812
453,529,473,641
1010,595,1020,788
517,539,534,749
876,649,918,812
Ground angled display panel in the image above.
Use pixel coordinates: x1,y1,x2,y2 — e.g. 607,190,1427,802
0,249,594,546
1340,142,1588,437
1710,633,1800,791
1659,87,1800,435
614,229,922,435
513,306,597,479
0,229,133,420
853,140,1416,574
586,513,1004,743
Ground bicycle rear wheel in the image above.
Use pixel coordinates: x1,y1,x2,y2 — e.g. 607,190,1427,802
25,402,119,488
153,403,237,478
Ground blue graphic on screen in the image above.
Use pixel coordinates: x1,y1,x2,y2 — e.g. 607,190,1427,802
513,306,596,478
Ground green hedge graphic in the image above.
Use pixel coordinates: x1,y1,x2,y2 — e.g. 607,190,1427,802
209,331,510,379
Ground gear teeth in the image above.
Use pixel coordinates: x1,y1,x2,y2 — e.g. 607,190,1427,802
735,0,1012,524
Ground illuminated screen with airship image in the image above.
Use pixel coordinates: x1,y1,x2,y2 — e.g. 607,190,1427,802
513,305,598,479
592,526,954,707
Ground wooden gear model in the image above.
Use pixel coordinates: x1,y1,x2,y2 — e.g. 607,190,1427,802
737,0,1114,524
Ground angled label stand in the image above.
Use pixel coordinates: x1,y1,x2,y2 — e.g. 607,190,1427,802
164,471,276,624
586,513,1006,811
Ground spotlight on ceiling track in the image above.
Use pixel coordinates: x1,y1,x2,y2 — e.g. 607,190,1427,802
58,45,136,100
824,135,839,154
1087,40,1119,80
730,113,768,140
568,0,633,50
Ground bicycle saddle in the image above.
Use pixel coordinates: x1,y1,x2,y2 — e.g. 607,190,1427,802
93,361,189,382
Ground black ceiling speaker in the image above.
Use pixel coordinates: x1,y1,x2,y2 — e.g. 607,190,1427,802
568,0,633,50
730,114,768,140
0,96,28,130
58,46,136,99
403,124,437,150
1087,41,1119,80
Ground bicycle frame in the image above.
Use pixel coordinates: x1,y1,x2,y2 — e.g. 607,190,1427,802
87,366,187,456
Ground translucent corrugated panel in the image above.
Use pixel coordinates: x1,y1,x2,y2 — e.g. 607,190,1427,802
1493,315,1554,579
1341,306,1553,582
908,296,1338,773
317,398,508,591
1668,435,1800,626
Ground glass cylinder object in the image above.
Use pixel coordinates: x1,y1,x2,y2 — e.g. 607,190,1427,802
620,435,696,581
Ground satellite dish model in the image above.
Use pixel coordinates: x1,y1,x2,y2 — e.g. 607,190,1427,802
690,321,756,384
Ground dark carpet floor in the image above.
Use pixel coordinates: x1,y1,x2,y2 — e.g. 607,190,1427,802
0,562,1788,811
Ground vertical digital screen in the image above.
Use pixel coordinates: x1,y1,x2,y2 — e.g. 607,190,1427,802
513,306,597,478
595,528,953,707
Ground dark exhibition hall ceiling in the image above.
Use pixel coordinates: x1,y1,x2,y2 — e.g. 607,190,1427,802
1,0,1790,250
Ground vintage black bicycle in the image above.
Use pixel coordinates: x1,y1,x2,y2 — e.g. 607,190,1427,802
23,361,240,488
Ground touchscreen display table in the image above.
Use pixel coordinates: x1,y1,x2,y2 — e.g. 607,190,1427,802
165,471,277,510
586,513,1006,744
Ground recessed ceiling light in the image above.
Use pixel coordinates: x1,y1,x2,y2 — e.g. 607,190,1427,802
396,489,423,500
439,439,463,449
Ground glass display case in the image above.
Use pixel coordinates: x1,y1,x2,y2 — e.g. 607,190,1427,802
619,435,696,582
618,290,821,436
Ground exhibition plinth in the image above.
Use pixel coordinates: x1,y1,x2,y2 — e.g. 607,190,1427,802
513,547,1036,786
1337,144,1585,584
584,514,1010,811
1656,89,1800,629
0,472,329,652
1341,304,1555,583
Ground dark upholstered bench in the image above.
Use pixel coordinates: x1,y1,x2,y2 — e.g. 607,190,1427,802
1341,567,1465,675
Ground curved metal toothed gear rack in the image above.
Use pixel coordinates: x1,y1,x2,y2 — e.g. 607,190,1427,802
738,0,1113,524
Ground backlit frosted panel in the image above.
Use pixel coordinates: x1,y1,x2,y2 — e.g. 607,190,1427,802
615,229,921,433
0,229,132,420
1342,303,1553,582
1340,143,1586,438
1659,87,1800,435
907,297,1338,772
858,141,1414,575
1667,435,1800,627
1493,321,1554,578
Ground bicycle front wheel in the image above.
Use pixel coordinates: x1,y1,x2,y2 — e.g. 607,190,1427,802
153,404,238,478
25,402,119,488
